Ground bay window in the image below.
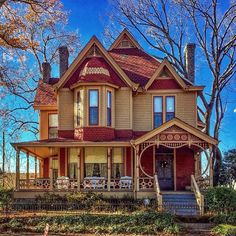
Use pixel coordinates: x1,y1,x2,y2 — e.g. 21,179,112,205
48,114,58,138
84,147,107,177
107,91,112,126
89,90,99,125
77,91,82,126
166,96,175,121
153,96,163,128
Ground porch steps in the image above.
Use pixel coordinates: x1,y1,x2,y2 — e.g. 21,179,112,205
162,193,200,216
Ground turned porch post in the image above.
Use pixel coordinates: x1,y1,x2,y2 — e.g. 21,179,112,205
34,156,37,179
135,145,140,193
209,145,213,187
49,157,53,190
77,148,81,191
15,148,20,190
107,147,112,192
26,152,29,188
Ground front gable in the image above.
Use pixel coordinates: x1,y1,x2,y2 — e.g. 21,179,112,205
55,36,139,91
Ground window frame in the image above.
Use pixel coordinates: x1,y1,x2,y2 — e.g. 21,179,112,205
48,113,58,139
153,96,163,128
76,91,82,127
88,89,99,126
107,90,112,127
165,96,175,122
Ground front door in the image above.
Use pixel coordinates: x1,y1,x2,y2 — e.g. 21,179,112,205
156,154,174,190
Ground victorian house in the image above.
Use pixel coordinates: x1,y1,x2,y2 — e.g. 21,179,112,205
12,29,217,214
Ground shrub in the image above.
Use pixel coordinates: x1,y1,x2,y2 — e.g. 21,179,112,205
0,187,13,212
211,212,236,225
213,224,236,236
205,187,236,213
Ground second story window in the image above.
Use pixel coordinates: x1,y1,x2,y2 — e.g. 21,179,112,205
89,89,99,125
107,91,111,126
77,91,81,126
166,96,175,121
153,96,163,128
48,114,58,138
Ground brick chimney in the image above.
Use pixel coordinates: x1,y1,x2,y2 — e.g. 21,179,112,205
184,43,196,84
59,46,69,77
42,62,51,83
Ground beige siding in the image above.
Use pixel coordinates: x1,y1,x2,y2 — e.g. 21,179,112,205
176,92,196,127
58,89,74,130
133,93,152,131
115,89,131,129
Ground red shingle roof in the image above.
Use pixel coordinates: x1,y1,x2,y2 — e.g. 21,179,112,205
109,48,160,86
34,79,58,107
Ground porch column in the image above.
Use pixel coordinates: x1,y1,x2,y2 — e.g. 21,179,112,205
39,160,42,178
26,152,29,188
107,147,112,192
77,148,81,191
15,148,20,190
209,145,213,187
34,156,37,179
49,157,53,190
136,145,140,192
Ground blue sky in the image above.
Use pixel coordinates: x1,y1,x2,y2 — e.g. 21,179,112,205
61,0,236,151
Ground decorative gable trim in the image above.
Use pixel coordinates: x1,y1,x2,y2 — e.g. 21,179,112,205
109,29,142,50
55,36,139,90
144,58,187,90
132,118,218,146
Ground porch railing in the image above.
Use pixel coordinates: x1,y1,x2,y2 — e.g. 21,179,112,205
154,174,163,211
191,174,204,215
138,177,154,190
18,177,134,191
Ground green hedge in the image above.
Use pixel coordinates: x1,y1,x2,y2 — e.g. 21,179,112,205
205,187,236,213
0,187,13,211
0,211,180,234
213,224,236,236
211,212,236,225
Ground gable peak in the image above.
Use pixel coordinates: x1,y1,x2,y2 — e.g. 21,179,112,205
109,29,142,50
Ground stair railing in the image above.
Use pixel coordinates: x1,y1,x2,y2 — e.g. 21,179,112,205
191,174,204,215
154,173,163,211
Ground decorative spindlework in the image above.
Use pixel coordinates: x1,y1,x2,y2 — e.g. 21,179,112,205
79,66,110,77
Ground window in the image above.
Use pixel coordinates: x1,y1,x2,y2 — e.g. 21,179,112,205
166,96,175,121
48,114,58,138
89,90,99,125
68,148,78,179
107,91,112,126
84,147,107,177
77,91,82,126
52,158,58,180
153,97,163,128
112,148,124,179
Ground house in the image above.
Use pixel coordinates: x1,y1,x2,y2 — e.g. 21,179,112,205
12,30,217,213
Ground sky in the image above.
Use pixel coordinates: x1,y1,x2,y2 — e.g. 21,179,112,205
61,0,236,151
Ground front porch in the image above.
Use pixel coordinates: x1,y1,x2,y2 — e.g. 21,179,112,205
12,119,217,203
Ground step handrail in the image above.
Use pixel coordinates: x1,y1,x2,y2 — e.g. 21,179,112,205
154,173,163,211
191,174,204,215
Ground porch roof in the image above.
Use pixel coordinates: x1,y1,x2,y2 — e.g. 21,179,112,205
11,138,131,159
132,118,218,146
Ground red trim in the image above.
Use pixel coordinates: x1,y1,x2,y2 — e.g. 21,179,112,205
43,158,49,178
149,79,181,90
126,147,132,176
115,129,133,139
58,130,74,139
60,148,66,176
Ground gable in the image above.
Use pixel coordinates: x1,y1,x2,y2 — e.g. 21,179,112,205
109,29,142,50
145,59,188,90
133,118,218,146
55,36,139,91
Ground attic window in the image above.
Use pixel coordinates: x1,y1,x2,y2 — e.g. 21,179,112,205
87,44,101,57
118,39,134,48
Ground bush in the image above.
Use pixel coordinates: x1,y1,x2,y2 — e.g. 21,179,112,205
0,211,180,234
211,212,236,225
205,187,236,213
0,187,13,212
213,224,236,236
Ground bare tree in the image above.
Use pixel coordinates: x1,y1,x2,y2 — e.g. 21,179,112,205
0,0,80,138
107,0,236,184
